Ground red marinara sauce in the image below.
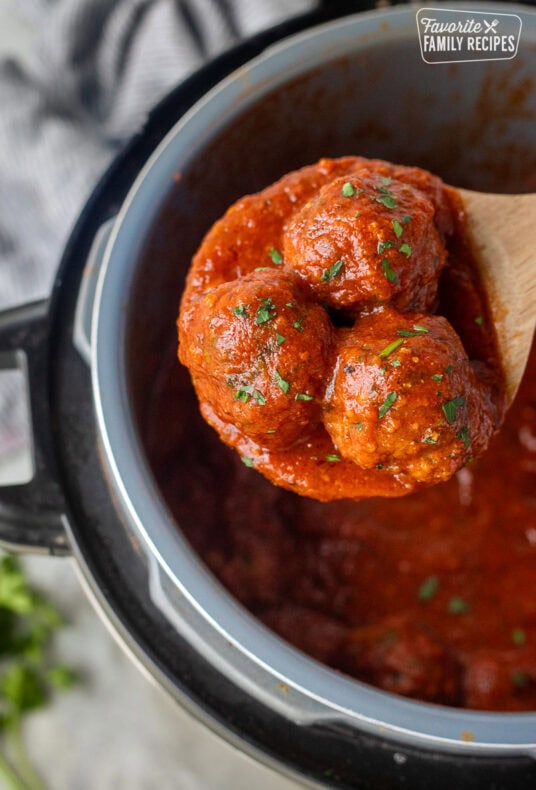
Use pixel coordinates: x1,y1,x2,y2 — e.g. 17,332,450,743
144,158,536,711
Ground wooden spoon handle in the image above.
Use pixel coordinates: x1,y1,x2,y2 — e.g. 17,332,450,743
457,189,536,404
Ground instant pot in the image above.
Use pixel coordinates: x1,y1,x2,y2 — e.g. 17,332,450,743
1,2,535,787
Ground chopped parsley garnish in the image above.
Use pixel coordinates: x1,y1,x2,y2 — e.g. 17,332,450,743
295,393,314,401
378,391,397,419
274,370,290,394
233,304,249,318
448,596,469,614
254,267,270,271
380,176,392,186
379,367,386,376
355,212,362,218
376,194,397,209
269,247,283,264
381,259,399,284
378,239,396,254
266,429,277,434
457,426,470,449
512,670,530,689
422,436,438,445
256,297,276,325
475,315,484,326
326,454,341,462
418,575,439,602
379,338,404,358
252,390,266,405
342,181,356,197
355,423,364,432
392,219,403,238
276,334,286,346
391,359,401,367
512,628,526,646
321,259,344,281
399,242,412,257
445,364,453,375
241,457,254,468
376,463,384,470
442,396,466,424
402,214,412,224
397,325,429,337
234,388,250,403
293,320,304,332
286,302,295,308
431,373,443,382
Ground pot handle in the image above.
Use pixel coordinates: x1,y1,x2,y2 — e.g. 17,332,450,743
0,300,70,555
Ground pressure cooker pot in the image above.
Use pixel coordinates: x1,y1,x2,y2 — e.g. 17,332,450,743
1,3,536,787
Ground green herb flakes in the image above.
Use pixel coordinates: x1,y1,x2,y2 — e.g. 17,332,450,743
475,315,484,326
342,181,356,197
445,365,453,376
379,338,404,359
457,427,471,449
378,239,396,254
391,359,401,368
355,423,364,432
431,374,443,382
512,670,530,689
443,396,466,424
234,388,250,403
241,457,254,468
326,454,341,463
295,393,314,401
233,304,248,318
399,242,412,257
381,259,399,284
402,214,411,224
252,390,267,405
274,370,290,394
269,247,283,264
376,195,397,210
397,325,428,337
418,575,439,602
256,297,276,325
422,436,438,445
378,392,397,419
512,628,526,646
392,219,403,238
276,334,286,346
321,259,344,282
293,320,304,332
448,596,469,614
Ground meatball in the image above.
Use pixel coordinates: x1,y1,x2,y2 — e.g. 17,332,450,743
179,270,333,449
324,307,495,485
283,162,449,313
336,619,462,705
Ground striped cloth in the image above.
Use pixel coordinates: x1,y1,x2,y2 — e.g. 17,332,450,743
0,0,315,461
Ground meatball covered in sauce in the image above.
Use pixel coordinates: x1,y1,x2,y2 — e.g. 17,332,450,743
179,270,333,450
283,163,449,313
324,308,495,485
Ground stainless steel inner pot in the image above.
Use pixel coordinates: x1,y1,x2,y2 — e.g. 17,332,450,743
88,2,536,756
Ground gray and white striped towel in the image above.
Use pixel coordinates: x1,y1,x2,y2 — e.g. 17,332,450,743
0,0,316,462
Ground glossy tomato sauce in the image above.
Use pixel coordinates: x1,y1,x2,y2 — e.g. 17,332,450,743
146,328,536,711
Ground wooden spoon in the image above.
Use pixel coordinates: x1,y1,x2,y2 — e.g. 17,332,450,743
456,189,536,404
